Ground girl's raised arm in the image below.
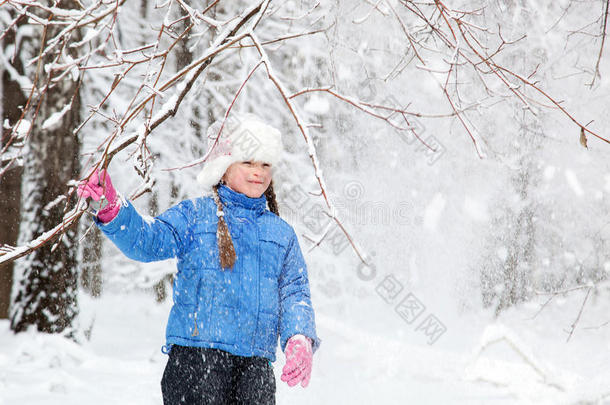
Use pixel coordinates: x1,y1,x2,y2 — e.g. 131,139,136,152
78,168,193,263
95,198,193,263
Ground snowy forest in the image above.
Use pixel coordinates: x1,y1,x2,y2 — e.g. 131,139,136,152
1,0,610,403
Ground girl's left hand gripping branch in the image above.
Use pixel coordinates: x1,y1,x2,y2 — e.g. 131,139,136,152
77,169,121,223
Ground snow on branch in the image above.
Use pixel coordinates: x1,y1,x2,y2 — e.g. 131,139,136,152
466,323,566,391
0,204,85,266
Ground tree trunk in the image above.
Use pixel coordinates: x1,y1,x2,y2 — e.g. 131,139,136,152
0,12,28,319
10,4,83,334
10,88,82,334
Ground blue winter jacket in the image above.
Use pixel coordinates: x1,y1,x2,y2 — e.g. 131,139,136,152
96,184,320,362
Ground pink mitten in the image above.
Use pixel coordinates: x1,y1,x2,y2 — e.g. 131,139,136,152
281,334,313,388
77,169,120,223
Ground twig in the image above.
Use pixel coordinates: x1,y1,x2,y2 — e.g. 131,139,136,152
588,0,610,87
566,287,592,342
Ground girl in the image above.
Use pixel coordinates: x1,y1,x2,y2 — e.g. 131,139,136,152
77,113,321,404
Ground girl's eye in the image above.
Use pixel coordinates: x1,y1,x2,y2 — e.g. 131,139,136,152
263,163,271,168
243,161,252,165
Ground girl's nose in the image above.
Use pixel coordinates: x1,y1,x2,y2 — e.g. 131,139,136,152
253,165,265,176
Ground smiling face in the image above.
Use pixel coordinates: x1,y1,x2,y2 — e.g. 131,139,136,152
221,161,273,198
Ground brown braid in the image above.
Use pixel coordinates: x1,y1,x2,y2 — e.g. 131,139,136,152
264,180,280,216
212,184,236,270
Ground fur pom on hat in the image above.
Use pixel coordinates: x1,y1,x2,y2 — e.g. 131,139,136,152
196,113,282,191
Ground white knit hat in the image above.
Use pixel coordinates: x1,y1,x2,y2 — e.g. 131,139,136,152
196,113,283,191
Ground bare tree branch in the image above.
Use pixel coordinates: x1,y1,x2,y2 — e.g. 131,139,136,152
248,33,369,265
588,0,610,87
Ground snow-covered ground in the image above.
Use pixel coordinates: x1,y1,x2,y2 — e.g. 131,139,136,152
2,286,610,404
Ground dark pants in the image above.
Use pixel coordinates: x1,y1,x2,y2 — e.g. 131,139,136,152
161,345,276,405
